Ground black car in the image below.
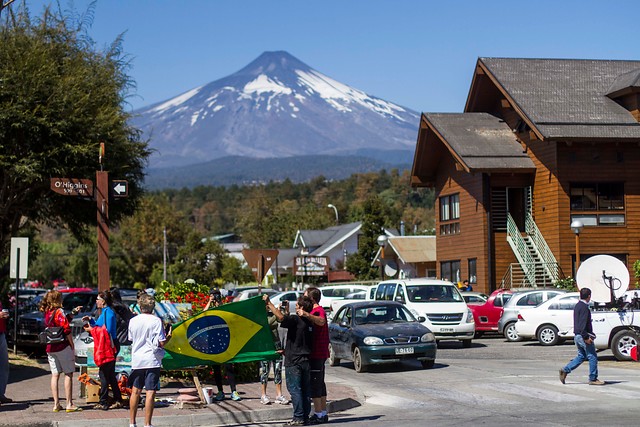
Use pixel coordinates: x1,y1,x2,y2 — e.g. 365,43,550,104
14,291,98,347
329,301,437,373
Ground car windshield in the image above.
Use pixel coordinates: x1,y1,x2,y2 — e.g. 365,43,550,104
354,305,415,324
406,285,463,303
62,293,96,312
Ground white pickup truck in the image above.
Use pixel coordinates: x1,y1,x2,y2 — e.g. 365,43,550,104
591,309,640,361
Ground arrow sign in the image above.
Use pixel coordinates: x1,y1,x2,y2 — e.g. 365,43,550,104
111,180,129,198
242,249,279,284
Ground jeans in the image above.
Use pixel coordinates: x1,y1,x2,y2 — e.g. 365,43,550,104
0,333,8,397
285,360,311,421
98,360,122,405
563,334,598,381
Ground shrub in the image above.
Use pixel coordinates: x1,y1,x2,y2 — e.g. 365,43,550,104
554,277,577,291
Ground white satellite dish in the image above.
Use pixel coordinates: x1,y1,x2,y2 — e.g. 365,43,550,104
575,255,629,303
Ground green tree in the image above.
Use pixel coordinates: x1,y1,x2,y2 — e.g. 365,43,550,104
169,232,226,286
346,196,388,280
0,3,150,260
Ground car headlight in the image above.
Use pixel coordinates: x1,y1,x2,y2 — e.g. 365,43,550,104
363,336,384,345
466,308,474,323
421,332,436,343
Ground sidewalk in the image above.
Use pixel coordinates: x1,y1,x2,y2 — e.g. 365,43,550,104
2,353,361,427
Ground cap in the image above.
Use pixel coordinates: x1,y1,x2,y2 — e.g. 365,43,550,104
145,288,156,296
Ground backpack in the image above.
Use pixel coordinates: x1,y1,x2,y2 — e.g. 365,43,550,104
113,303,135,346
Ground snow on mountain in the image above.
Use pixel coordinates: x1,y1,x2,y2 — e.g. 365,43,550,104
132,51,419,169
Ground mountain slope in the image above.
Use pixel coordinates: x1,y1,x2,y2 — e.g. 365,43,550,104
132,51,420,169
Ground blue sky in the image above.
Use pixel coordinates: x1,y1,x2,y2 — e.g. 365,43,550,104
20,1,640,113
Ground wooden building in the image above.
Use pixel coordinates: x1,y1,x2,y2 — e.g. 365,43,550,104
411,58,640,294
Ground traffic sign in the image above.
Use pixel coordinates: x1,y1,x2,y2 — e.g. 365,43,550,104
50,178,94,197
112,180,129,197
242,249,279,283
10,237,28,279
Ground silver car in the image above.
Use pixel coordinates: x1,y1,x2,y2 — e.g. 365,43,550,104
497,288,566,342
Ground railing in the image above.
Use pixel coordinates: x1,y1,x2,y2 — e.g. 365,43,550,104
525,212,559,281
500,263,562,289
506,214,536,285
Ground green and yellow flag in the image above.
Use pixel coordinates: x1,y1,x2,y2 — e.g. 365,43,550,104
162,296,279,370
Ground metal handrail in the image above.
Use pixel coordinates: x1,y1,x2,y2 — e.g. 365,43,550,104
506,214,536,285
500,263,561,289
525,212,559,281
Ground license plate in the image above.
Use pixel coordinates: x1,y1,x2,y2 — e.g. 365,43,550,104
395,347,414,355
440,328,454,333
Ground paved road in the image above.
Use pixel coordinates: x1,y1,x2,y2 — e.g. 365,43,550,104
214,335,640,426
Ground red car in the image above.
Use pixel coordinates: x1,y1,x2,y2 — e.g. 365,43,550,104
467,289,514,336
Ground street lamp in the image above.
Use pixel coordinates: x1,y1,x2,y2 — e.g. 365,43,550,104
327,204,339,225
571,219,584,273
377,234,388,280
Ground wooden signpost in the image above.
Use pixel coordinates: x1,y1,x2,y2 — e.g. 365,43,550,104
242,249,279,287
49,143,128,291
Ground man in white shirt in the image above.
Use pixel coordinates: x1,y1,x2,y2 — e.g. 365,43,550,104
128,293,171,427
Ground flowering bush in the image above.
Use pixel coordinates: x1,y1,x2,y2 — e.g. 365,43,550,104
554,277,577,291
156,280,211,314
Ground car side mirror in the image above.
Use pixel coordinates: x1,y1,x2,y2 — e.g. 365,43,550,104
340,321,349,328
395,296,406,304
417,316,426,323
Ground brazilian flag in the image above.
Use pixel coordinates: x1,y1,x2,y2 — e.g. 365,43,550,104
162,296,279,370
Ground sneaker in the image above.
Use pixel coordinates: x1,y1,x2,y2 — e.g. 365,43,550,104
589,379,605,385
231,391,242,401
275,395,289,405
214,391,225,401
559,369,567,384
260,395,271,405
309,413,328,424
283,419,306,426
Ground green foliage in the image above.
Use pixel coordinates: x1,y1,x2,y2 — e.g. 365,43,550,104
554,277,577,291
634,260,640,286
156,280,211,314
346,196,388,280
0,3,150,259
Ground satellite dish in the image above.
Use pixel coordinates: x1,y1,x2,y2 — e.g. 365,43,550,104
384,260,398,278
575,255,629,303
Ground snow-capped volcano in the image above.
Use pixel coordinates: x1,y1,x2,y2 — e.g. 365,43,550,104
133,51,419,168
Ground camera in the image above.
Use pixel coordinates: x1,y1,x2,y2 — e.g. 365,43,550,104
279,302,288,313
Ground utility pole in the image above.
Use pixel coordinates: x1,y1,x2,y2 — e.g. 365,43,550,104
96,143,110,292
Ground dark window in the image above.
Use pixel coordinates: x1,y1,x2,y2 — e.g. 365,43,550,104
440,260,460,283
570,182,625,227
439,193,460,236
468,258,477,284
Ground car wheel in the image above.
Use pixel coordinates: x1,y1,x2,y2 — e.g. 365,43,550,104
328,343,340,367
474,331,484,339
537,324,559,346
421,360,435,369
462,339,472,348
611,329,640,361
353,347,366,373
504,322,522,342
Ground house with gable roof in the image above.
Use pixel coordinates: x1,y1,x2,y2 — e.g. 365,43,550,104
411,58,640,294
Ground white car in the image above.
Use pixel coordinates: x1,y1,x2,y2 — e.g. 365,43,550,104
233,288,278,301
269,290,303,312
319,285,371,314
515,293,579,345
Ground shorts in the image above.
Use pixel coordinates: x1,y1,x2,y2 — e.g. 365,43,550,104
128,367,161,391
47,346,76,375
260,359,283,385
309,358,327,398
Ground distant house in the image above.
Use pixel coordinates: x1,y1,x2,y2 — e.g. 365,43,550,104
411,58,640,293
373,235,437,279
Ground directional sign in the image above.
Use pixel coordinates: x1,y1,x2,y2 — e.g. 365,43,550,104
242,249,279,283
10,237,28,279
112,180,129,198
50,178,94,197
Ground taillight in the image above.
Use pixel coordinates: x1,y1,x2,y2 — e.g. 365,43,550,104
517,313,524,320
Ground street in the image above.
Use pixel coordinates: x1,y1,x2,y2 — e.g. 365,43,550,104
219,335,640,427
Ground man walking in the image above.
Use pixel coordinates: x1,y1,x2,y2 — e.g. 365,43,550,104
128,293,171,427
559,287,604,385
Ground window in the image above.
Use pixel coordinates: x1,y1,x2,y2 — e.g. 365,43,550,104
468,258,477,284
516,292,543,306
440,260,460,283
570,182,625,226
439,194,460,235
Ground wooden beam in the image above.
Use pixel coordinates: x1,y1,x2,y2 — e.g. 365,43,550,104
529,130,539,141
501,99,511,109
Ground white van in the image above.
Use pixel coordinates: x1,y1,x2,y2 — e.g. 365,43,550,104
373,278,475,347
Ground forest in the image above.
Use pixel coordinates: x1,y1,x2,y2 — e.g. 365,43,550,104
24,169,435,288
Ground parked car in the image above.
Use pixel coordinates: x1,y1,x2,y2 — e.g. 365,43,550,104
14,290,97,347
515,292,580,345
318,285,371,315
328,301,436,373
233,288,278,302
330,291,367,316
497,288,566,342
269,290,303,312
461,292,489,304
372,278,475,347
467,289,514,336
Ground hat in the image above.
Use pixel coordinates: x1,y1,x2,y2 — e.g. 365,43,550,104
145,288,156,296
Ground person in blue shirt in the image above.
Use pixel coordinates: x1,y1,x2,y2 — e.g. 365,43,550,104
83,290,124,410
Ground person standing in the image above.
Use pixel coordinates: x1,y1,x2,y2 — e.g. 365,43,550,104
559,287,605,385
83,290,124,410
264,294,314,426
39,290,81,413
0,300,12,405
128,293,171,427
303,287,329,424
259,300,288,405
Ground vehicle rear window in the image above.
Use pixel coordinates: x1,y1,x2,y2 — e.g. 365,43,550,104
354,305,414,324
406,285,463,303
62,293,96,311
